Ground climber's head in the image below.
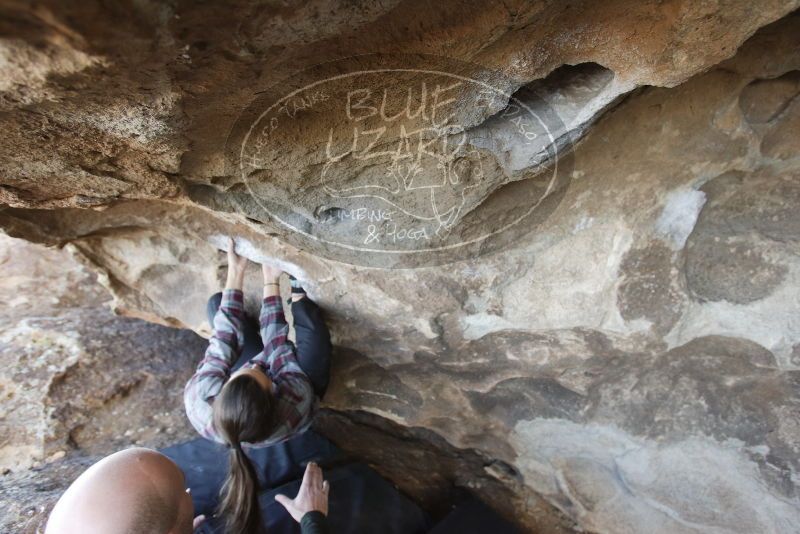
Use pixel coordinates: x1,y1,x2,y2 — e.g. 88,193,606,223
213,366,277,444
45,447,194,534
230,364,274,392
212,368,277,534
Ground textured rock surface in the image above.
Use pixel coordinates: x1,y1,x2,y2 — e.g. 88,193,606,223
0,233,205,469
0,455,96,534
0,234,204,533
1,2,800,533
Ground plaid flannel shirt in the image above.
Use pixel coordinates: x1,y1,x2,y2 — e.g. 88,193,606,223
184,289,315,447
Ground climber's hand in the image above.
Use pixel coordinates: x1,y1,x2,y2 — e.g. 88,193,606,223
225,237,248,290
274,462,329,523
261,262,283,284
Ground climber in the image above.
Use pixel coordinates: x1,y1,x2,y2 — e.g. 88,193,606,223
44,447,331,534
183,237,332,534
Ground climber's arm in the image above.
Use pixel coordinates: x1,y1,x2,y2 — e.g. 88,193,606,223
248,275,316,439
254,264,293,361
183,288,247,441
183,239,248,442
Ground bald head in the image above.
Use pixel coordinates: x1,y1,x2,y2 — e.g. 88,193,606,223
46,448,194,534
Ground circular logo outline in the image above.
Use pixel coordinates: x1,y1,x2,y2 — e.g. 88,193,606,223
237,63,566,258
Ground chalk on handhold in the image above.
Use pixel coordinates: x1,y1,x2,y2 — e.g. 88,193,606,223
208,234,309,283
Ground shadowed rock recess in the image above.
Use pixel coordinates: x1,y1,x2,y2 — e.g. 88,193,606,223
1,1,800,533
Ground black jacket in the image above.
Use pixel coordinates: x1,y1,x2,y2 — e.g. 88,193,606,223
300,511,329,534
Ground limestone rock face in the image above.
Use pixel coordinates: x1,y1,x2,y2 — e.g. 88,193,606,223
1,2,800,533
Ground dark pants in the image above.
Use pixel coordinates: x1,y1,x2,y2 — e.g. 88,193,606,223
207,292,332,398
